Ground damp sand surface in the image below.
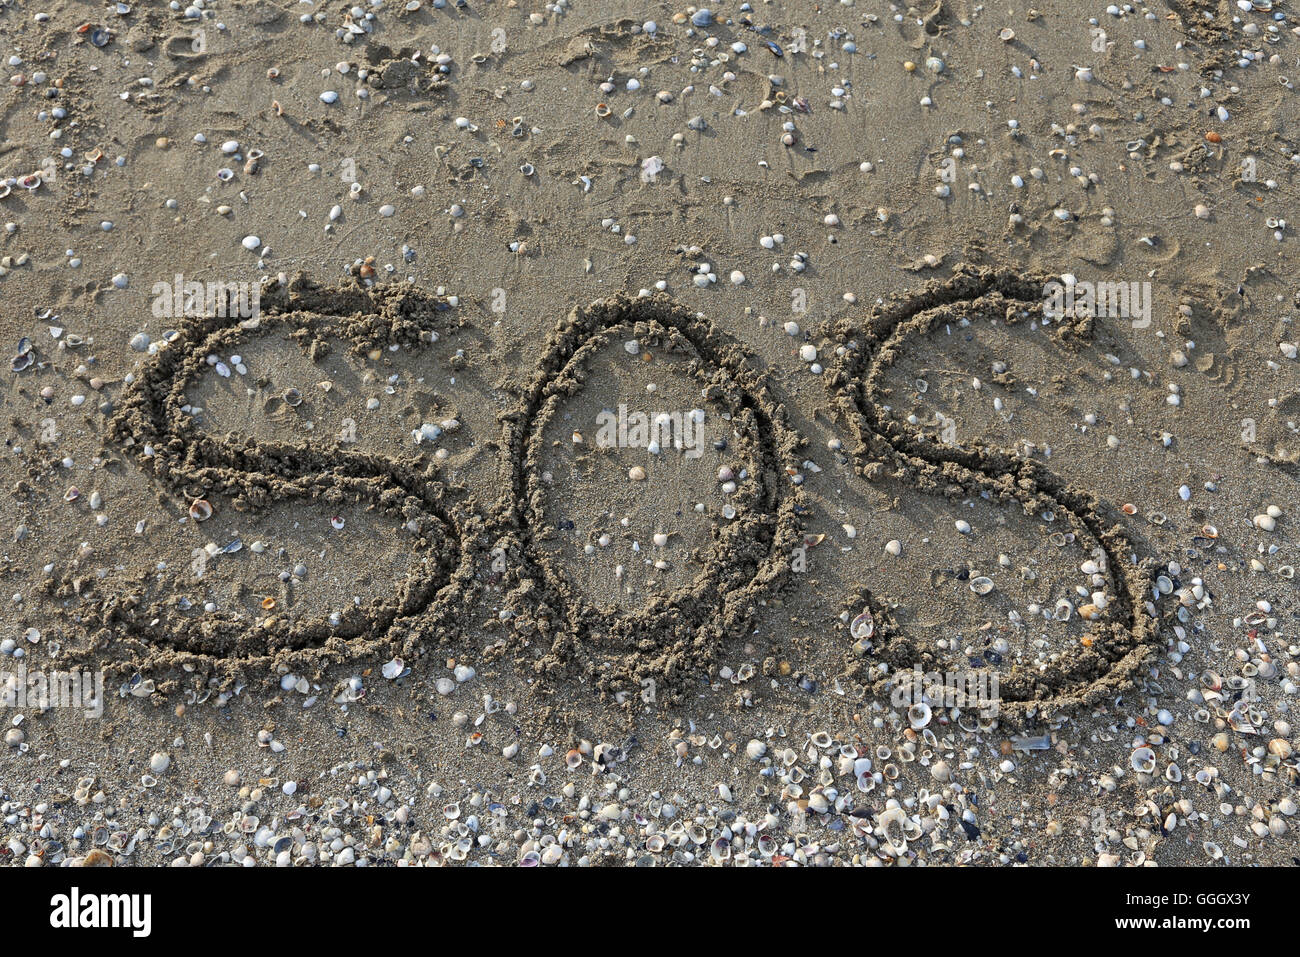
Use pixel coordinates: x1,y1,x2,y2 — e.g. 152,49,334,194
1,1,1298,866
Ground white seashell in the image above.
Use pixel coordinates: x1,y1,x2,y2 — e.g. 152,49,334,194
1130,746,1156,774
850,608,875,640
877,806,909,854
908,703,932,729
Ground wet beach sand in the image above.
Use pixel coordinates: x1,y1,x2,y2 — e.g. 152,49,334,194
1,0,1298,867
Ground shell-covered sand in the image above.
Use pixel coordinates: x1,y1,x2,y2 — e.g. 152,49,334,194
1,0,1297,866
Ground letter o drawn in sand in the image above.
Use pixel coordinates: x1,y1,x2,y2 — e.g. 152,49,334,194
501,295,803,702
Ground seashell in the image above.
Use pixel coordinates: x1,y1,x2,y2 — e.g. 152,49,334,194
849,608,875,640
1268,739,1293,759
914,378,929,394
969,576,995,595
595,102,611,117
1227,710,1256,735
283,387,303,407
63,486,81,503
878,806,909,854
188,499,213,522
999,27,1015,41
120,674,155,698
908,702,932,729
809,731,832,749
565,748,583,770
1130,746,1156,774
1165,762,1182,782
1053,598,1073,621
1203,841,1223,861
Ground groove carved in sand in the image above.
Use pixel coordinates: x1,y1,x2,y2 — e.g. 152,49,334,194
828,266,1161,716
90,278,476,674
499,295,803,700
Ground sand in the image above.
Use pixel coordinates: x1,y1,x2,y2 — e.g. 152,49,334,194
1,0,1298,867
